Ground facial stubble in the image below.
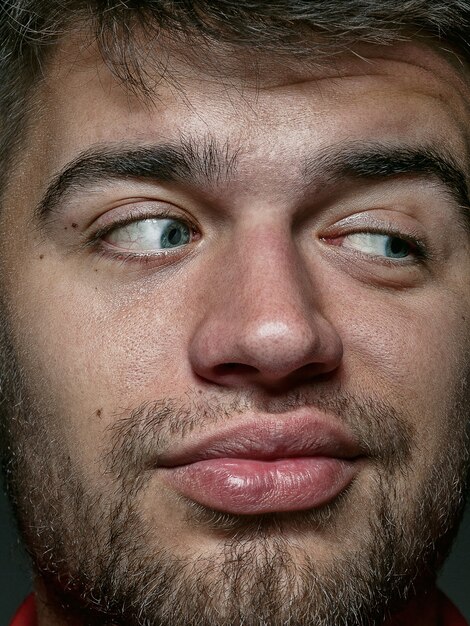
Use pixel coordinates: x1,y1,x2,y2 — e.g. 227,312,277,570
1,335,469,626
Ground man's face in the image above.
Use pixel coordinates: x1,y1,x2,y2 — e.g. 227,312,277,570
0,36,469,626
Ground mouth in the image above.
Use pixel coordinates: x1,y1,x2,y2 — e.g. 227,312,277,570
157,414,365,515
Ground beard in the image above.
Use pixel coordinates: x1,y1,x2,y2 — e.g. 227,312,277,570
1,321,469,626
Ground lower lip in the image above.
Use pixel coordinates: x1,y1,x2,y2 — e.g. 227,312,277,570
161,457,358,515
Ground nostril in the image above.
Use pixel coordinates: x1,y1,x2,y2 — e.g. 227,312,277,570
211,359,339,386
214,362,259,376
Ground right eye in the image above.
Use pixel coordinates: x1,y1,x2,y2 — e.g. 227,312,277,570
340,232,419,260
105,218,193,252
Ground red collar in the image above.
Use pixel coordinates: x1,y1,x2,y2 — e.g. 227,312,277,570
9,595,37,626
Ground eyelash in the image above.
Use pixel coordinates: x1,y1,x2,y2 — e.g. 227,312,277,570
92,247,171,268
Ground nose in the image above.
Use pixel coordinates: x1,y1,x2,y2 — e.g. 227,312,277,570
189,227,343,390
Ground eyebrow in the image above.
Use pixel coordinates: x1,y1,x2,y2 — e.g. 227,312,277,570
35,138,470,227
35,136,240,222
304,143,470,227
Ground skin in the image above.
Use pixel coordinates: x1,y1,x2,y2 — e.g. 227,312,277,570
0,33,470,625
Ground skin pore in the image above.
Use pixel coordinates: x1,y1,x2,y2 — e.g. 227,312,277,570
0,32,470,626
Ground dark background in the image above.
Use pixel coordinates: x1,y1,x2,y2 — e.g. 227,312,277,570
1,486,469,625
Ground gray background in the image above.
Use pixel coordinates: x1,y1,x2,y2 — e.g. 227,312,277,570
1,486,469,625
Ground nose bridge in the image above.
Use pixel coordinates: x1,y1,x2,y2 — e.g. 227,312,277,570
231,226,312,329
189,222,343,386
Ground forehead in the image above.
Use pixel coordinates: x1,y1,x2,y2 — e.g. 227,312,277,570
19,36,470,193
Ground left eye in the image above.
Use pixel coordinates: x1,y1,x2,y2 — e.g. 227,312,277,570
341,233,415,259
105,218,192,252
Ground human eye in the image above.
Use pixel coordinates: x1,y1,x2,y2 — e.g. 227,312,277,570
104,217,193,252
339,232,422,260
319,225,431,288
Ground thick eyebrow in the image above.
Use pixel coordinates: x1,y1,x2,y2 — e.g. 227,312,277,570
304,143,470,227
35,139,470,227
35,136,239,222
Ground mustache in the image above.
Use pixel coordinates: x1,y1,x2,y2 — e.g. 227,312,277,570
103,388,415,484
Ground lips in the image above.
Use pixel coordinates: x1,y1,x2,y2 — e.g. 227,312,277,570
158,415,364,515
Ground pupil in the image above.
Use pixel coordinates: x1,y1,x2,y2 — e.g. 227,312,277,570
161,220,190,248
389,237,409,257
168,227,182,245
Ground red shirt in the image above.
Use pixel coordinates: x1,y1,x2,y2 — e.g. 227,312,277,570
9,591,469,626
10,596,36,626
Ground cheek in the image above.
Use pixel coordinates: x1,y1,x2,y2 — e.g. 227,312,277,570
339,285,469,457
5,263,200,474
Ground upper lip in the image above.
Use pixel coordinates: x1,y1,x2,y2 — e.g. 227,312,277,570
157,413,364,468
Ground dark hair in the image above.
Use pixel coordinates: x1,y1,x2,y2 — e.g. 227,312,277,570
0,0,469,192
